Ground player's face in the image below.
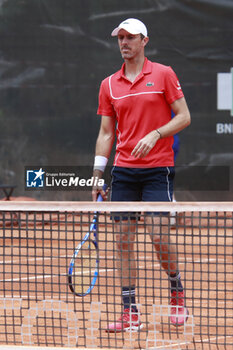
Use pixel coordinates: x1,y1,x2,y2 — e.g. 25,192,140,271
117,29,148,60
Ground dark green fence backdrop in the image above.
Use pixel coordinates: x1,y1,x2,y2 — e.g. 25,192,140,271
0,0,232,200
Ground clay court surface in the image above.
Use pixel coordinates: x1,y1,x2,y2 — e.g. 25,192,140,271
0,209,232,349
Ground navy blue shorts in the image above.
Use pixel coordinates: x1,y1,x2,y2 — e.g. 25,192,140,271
110,166,175,220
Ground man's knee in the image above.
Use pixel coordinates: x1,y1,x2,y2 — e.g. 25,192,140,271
115,232,135,251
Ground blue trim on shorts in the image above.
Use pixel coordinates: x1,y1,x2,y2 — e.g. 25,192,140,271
110,166,174,220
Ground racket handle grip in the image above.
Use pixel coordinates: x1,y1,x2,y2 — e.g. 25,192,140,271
97,183,108,202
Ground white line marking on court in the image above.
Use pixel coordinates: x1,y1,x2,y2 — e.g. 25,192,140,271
0,254,154,264
144,335,233,349
195,335,233,343
0,257,225,283
0,252,226,265
0,263,158,282
0,255,68,264
0,259,196,282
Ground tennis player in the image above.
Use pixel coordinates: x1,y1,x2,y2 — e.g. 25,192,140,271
92,18,191,332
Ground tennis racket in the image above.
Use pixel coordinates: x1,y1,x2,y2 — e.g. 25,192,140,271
68,184,107,296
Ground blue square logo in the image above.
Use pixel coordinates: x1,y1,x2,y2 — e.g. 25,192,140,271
26,168,45,188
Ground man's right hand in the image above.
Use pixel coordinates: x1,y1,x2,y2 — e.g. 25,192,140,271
92,170,108,201
92,185,108,201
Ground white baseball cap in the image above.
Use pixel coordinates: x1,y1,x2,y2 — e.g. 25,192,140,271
111,18,148,37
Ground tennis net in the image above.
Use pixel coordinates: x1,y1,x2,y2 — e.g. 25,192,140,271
0,201,232,349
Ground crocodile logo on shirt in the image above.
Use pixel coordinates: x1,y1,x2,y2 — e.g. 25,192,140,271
146,82,154,87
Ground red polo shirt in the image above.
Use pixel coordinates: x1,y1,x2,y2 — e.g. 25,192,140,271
97,58,184,167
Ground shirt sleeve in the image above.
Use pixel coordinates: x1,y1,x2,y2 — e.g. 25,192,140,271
97,78,116,117
164,67,184,105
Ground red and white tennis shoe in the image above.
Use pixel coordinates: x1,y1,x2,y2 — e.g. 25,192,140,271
170,291,189,326
106,308,143,333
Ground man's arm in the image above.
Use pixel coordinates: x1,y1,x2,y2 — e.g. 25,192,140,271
131,97,191,159
157,97,191,138
92,115,115,200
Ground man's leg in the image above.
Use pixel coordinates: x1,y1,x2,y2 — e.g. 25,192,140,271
146,215,178,274
146,214,189,326
107,167,143,332
106,219,143,332
115,220,137,310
